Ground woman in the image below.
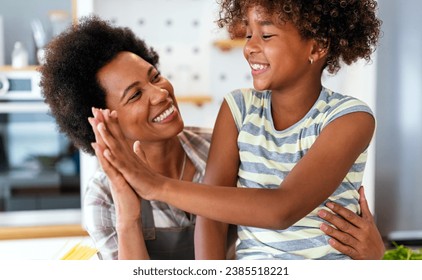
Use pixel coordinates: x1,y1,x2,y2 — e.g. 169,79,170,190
40,16,384,259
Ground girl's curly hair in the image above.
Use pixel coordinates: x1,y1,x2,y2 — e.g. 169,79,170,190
216,0,382,73
39,16,159,155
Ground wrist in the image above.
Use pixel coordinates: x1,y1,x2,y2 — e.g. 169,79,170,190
116,218,142,233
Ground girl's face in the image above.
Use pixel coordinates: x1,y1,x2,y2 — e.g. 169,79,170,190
243,6,315,92
96,51,184,143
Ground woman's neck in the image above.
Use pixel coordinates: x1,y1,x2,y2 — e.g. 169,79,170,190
136,136,187,180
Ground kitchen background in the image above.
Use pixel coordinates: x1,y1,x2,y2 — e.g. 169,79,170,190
0,0,420,259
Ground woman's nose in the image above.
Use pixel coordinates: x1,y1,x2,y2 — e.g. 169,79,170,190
149,87,169,105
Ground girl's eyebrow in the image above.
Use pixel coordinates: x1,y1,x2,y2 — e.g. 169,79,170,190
244,17,274,27
257,19,273,26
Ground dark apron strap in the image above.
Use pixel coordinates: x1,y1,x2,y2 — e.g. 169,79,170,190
141,199,156,240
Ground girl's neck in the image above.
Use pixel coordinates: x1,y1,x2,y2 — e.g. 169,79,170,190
270,81,322,131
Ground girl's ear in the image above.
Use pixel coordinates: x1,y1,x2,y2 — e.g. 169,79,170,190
308,39,329,64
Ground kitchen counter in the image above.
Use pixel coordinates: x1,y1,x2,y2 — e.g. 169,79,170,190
0,209,86,240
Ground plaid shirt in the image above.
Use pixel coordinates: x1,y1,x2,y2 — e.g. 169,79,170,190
82,127,212,260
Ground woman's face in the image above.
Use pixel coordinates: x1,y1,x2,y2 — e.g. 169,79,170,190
96,51,184,143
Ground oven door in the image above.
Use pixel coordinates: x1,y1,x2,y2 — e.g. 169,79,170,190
0,101,80,213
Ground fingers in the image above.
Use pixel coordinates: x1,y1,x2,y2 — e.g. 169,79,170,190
358,186,373,220
324,201,361,228
91,108,134,172
95,110,120,153
101,109,126,143
89,108,107,149
318,208,357,242
133,140,148,165
92,142,114,176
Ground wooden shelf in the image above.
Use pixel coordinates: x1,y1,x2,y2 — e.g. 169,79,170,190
176,95,212,106
0,224,88,240
0,65,39,72
213,39,246,51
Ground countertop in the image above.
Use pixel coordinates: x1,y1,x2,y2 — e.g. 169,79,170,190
0,209,87,240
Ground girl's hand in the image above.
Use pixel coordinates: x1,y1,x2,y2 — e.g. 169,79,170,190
317,186,385,259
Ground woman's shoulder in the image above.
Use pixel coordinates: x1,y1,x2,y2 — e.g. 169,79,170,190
181,126,213,143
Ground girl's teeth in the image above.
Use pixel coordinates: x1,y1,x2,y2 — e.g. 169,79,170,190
153,105,174,122
251,64,267,70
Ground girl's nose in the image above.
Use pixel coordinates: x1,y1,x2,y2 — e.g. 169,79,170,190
149,87,169,105
244,36,260,56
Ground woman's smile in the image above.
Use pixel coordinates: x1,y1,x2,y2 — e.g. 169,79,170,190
152,104,177,123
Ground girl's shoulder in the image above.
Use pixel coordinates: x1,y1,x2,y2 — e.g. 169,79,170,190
321,87,373,114
318,87,374,128
226,88,270,109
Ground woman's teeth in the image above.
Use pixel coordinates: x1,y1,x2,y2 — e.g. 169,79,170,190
153,105,175,122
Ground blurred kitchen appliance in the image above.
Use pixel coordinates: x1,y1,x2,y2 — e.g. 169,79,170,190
0,68,80,213
0,15,4,66
0,68,41,99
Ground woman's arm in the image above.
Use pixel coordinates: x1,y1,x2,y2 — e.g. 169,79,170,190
318,186,385,259
95,109,375,230
195,101,240,259
90,114,149,260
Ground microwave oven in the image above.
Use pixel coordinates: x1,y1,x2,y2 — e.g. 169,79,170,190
0,68,81,215
0,68,42,100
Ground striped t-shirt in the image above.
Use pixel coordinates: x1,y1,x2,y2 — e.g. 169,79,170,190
225,87,374,260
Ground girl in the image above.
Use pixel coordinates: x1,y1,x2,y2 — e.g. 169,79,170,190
92,0,383,260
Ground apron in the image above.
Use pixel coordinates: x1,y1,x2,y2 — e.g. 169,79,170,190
142,199,195,260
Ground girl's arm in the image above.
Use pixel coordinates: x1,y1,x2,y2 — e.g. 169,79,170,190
194,101,240,259
96,108,375,230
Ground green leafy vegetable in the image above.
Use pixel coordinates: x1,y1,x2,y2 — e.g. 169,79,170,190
383,242,422,260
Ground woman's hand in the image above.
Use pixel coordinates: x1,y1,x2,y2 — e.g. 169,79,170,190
89,109,150,259
89,112,141,225
317,186,385,259
90,108,160,200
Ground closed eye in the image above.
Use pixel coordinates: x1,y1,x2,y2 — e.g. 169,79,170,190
128,90,142,102
262,34,274,39
152,71,162,83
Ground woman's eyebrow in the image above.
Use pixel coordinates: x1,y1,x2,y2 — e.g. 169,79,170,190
120,66,155,102
120,81,141,102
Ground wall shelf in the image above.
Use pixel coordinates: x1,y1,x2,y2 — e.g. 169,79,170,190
0,65,39,72
176,95,212,106
213,39,246,51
